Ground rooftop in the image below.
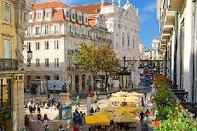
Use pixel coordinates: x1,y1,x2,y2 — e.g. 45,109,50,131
32,1,66,10
73,2,111,14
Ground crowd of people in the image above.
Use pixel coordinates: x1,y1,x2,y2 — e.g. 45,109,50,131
24,96,62,130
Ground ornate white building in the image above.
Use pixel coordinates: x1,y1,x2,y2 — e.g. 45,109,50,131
23,1,111,93
74,0,141,86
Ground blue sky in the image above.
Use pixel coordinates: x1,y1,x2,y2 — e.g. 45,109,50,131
35,0,159,48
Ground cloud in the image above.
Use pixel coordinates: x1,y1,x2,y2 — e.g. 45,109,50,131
143,2,156,13
140,1,156,23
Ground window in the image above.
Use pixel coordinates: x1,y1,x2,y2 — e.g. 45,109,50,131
36,58,40,66
36,76,40,79
35,26,40,35
127,34,130,47
66,11,70,18
29,13,33,20
122,33,125,48
45,25,48,34
36,42,40,50
54,40,59,49
4,39,12,58
133,39,135,48
72,13,75,20
54,75,59,80
45,41,49,49
45,58,49,67
54,58,59,67
27,42,31,51
3,2,11,23
45,11,50,18
54,24,59,33
45,75,50,80
36,12,42,19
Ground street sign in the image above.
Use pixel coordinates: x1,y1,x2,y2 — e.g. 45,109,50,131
60,105,72,120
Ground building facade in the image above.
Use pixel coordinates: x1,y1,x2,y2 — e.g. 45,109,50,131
151,39,163,60
139,42,145,60
0,0,28,130
23,1,112,93
74,0,141,87
157,0,197,103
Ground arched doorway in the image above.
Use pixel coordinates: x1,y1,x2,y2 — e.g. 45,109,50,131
75,75,79,94
87,75,92,91
82,74,86,90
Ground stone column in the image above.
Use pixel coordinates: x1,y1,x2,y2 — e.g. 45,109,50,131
12,74,24,131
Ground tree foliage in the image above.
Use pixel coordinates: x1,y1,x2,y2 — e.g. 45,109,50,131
154,75,197,131
74,43,120,90
74,43,99,74
75,43,119,73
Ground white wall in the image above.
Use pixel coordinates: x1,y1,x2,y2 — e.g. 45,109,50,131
182,0,193,101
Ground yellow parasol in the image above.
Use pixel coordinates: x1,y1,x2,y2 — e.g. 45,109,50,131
85,112,111,126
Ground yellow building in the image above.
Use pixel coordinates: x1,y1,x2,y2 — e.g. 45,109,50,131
0,0,26,130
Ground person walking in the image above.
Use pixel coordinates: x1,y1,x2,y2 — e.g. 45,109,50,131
37,113,42,121
24,115,30,129
44,124,49,131
59,125,65,131
37,106,41,114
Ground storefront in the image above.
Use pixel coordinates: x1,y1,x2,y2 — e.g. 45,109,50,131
0,78,12,131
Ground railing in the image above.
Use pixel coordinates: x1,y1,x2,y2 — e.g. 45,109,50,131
0,59,18,71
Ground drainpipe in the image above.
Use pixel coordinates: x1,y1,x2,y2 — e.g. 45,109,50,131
192,0,197,103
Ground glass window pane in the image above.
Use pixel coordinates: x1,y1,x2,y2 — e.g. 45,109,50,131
4,39,12,58
3,3,11,23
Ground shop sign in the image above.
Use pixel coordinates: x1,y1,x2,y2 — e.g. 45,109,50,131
60,105,72,120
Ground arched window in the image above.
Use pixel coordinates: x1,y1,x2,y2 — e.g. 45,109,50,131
122,33,124,48
127,33,130,47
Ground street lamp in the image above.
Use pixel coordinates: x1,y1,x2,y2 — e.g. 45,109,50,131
118,56,130,89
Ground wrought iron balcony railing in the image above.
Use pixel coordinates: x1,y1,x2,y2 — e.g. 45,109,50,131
0,59,18,71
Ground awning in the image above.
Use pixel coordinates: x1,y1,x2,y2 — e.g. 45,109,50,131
85,112,111,126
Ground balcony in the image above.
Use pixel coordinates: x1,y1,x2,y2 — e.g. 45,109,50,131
161,33,171,40
0,59,18,71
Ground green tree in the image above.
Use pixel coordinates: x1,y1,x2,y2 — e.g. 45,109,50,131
75,43,120,91
96,45,119,91
74,43,99,91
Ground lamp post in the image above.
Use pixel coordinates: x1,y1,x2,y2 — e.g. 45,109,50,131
119,56,130,89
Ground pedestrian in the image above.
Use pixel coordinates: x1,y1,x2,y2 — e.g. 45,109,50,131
59,124,65,131
90,107,94,114
144,92,147,99
73,125,79,131
43,114,49,122
73,109,81,125
44,124,49,131
57,102,61,109
76,95,80,106
37,113,42,121
95,106,100,112
37,106,41,114
139,111,145,121
33,105,36,113
24,114,30,128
